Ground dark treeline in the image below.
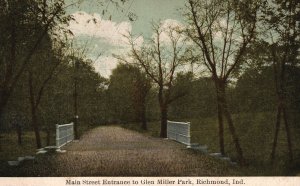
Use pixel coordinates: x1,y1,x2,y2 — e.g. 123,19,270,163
106,63,300,125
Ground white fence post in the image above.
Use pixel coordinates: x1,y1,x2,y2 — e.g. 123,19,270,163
56,124,59,147
56,122,74,148
167,120,191,145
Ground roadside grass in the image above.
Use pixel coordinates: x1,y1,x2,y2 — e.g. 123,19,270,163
0,123,95,176
122,112,300,176
0,131,49,162
0,122,93,162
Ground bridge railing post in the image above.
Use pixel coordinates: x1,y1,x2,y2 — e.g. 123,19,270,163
167,120,191,146
56,122,74,148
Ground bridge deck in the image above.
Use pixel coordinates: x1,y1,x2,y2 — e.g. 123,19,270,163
3,126,237,176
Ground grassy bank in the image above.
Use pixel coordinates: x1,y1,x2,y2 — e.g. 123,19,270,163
0,131,48,162
0,123,94,162
122,112,300,176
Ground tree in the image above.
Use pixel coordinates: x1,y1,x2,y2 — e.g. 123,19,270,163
120,21,191,137
234,64,300,114
74,58,108,129
0,0,71,136
108,63,151,129
0,0,133,149
34,55,107,145
260,0,299,163
26,38,66,148
168,72,194,119
132,65,152,130
184,0,261,164
169,73,217,119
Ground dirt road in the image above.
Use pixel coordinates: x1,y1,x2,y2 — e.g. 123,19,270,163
3,126,237,176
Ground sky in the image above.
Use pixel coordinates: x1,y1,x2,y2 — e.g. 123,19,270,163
64,0,187,78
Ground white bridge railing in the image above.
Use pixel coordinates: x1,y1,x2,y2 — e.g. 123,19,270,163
56,122,74,148
167,120,191,145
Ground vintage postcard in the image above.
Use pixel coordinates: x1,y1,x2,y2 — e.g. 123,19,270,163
0,0,299,185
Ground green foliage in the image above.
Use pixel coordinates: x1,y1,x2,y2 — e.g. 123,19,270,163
107,63,151,124
1,54,107,145
233,67,277,112
40,58,107,127
233,65,300,113
0,0,72,130
169,74,217,119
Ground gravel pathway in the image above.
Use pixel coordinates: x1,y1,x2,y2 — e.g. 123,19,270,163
3,126,237,176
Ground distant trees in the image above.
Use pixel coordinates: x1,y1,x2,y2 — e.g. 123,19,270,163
132,66,152,130
169,73,217,119
107,63,151,129
234,65,300,113
121,21,192,137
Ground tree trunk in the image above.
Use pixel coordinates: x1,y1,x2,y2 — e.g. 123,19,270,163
270,52,293,163
17,126,22,145
282,106,293,162
0,91,11,151
30,105,42,148
158,85,168,138
217,100,225,155
215,81,225,155
160,105,168,138
270,104,282,163
270,102,293,163
219,82,246,165
28,73,42,149
222,100,246,165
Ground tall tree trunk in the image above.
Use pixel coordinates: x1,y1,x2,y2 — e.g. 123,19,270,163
271,102,293,164
282,106,293,162
158,85,168,138
31,107,42,148
217,100,225,155
215,81,225,155
220,83,245,165
271,60,293,163
270,104,282,163
160,104,168,138
29,73,42,149
17,126,22,145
